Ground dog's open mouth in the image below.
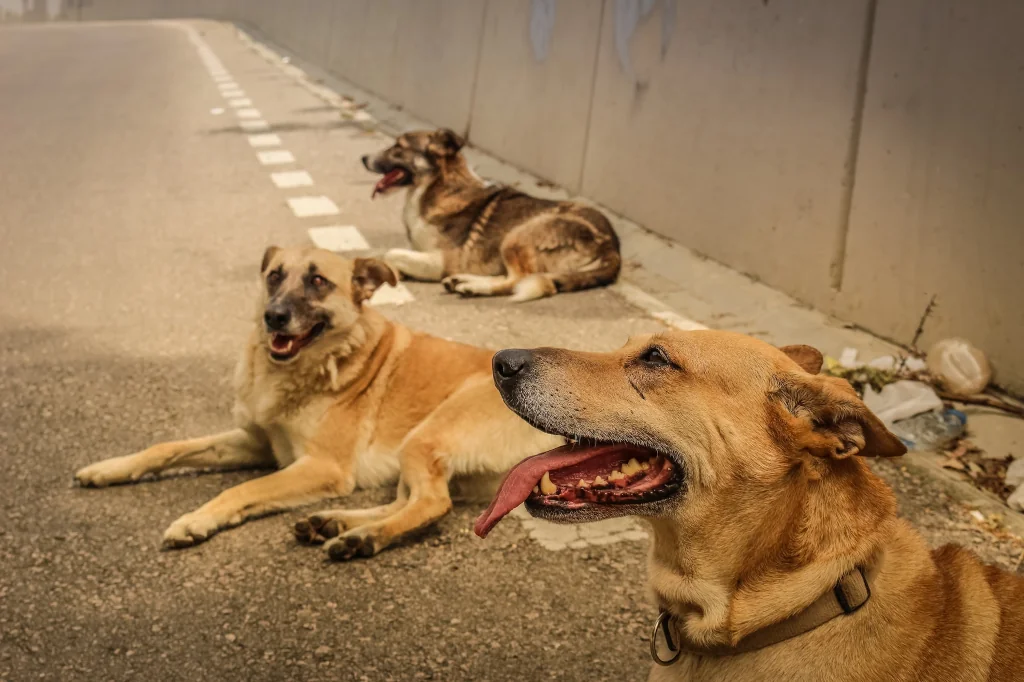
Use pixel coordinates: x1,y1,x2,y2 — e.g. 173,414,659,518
267,322,326,362
474,440,682,538
371,168,412,198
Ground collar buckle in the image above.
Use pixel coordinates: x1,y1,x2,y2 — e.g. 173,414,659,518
650,610,682,666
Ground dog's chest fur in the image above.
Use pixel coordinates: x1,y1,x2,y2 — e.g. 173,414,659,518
230,330,404,486
402,183,440,251
231,339,348,468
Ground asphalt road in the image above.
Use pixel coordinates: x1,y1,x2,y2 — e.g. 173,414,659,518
0,20,1021,682
0,20,666,682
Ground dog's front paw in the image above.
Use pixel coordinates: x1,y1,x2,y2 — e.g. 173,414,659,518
163,511,220,549
294,513,345,545
441,275,485,297
75,456,142,488
324,529,379,561
441,275,460,294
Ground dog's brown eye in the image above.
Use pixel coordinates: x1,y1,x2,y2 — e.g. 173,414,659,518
640,346,672,368
310,275,327,288
266,271,282,286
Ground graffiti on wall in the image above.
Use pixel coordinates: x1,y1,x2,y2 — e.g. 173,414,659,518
615,0,676,86
530,0,556,62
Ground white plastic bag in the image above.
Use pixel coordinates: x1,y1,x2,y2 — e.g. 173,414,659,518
863,380,944,426
926,338,992,395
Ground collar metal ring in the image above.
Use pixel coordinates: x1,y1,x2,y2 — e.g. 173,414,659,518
650,610,682,666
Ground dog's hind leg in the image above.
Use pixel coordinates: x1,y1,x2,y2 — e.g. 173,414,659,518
442,273,519,297
162,455,353,548
294,480,410,544
383,248,444,281
442,236,557,301
75,428,273,488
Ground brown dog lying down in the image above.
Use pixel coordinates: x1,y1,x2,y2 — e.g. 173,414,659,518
76,246,559,558
477,331,1024,681
362,128,621,302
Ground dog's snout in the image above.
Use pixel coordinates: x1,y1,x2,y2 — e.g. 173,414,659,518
361,155,371,170
493,349,533,384
264,305,291,331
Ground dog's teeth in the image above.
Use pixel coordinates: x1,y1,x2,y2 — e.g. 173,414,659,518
608,470,625,482
540,472,557,495
621,458,641,476
640,460,651,471
576,479,591,489
592,475,608,487
533,486,540,494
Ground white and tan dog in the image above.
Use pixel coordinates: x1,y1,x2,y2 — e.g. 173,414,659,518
76,246,560,559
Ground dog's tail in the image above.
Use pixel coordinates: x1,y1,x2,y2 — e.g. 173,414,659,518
510,252,622,303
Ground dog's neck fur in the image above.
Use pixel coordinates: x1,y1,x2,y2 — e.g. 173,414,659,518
236,307,397,422
647,455,897,648
415,154,499,222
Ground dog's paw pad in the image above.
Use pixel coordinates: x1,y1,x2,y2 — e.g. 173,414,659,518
325,532,377,561
294,515,342,545
441,276,461,294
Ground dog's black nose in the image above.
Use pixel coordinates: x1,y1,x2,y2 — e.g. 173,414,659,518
493,349,533,383
264,306,291,331
361,155,370,170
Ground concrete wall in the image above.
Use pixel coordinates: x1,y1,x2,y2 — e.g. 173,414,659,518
4,0,1023,392
834,0,1024,389
582,0,871,308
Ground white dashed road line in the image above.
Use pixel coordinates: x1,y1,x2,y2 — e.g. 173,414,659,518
228,98,253,107
308,226,370,251
234,108,261,119
287,196,340,218
239,119,271,132
247,134,282,147
270,170,314,189
612,283,709,332
256,150,296,165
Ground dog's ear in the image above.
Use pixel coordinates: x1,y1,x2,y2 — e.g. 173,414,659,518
772,373,906,460
427,128,465,157
779,344,823,374
261,245,281,273
351,257,398,305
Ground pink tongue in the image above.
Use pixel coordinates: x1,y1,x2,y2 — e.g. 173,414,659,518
474,443,627,538
371,169,406,198
271,335,296,354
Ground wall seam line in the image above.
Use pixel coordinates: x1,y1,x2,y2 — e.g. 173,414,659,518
830,0,879,292
463,0,491,140
574,0,609,196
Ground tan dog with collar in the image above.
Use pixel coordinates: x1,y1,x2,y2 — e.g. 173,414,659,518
477,331,1024,681
75,246,560,558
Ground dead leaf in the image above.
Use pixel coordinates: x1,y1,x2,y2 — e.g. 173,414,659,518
942,458,967,472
